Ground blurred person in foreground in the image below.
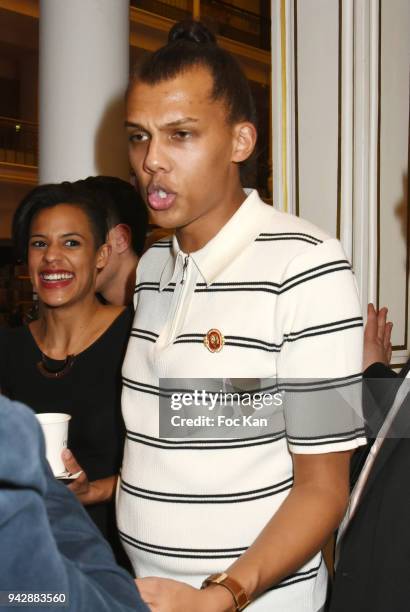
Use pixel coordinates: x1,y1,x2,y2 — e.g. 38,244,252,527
0,394,147,611
330,303,410,612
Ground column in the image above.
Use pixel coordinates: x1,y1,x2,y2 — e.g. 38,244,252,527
39,0,129,183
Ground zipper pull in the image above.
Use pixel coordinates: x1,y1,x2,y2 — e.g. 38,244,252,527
181,255,189,285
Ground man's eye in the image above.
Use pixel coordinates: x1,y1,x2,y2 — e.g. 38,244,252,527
128,132,149,143
64,239,80,247
172,131,191,140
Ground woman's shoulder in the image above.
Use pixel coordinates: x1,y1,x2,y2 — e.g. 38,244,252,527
92,305,133,349
105,304,134,330
0,325,33,388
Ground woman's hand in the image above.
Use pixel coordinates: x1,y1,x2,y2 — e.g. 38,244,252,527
135,577,235,612
363,303,393,371
62,449,117,506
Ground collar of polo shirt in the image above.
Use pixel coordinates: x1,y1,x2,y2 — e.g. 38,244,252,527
159,189,274,291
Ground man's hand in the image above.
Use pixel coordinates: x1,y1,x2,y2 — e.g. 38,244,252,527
135,577,234,612
363,303,393,371
62,449,117,506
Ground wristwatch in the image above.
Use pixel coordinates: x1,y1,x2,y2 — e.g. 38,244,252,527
201,572,250,611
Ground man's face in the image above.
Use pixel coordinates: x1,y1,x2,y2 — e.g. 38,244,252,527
126,66,242,235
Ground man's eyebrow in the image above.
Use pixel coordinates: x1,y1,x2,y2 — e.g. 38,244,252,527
125,117,199,130
162,117,199,128
124,121,145,129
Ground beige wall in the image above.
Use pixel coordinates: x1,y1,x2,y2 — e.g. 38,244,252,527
272,0,409,366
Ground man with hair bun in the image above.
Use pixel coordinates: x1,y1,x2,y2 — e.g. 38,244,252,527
119,19,365,611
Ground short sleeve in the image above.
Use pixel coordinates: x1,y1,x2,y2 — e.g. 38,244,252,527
275,238,366,454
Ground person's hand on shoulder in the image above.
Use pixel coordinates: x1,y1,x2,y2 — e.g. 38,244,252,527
363,303,393,371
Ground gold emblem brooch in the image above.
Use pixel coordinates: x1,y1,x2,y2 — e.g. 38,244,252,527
204,329,225,353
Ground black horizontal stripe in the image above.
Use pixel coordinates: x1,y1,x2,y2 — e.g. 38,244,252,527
176,333,281,349
131,328,159,338
256,236,321,245
281,265,352,294
283,322,363,343
134,282,175,294
123,374,362,399
120,538,241,559
134,287,159,294
120,483,293,504
288,431,366,446
279,378,362,394
282,259,350,287
126,431,286,451
130,332,157,343
196,281,281,289
173,339,281,352
119,530,246,559
135,260,351,296
150,241,172,248
280,372,362,387
121,477,293,499
120,477,293,504
266,562,321,592
123,376,281,400
257,232,323,243
195,286,280,295
172,321,361,351
288,427,366,442
193,263,351,295
130,328,159,344
123,378,223,398
283,317,363,340
127,429,285,445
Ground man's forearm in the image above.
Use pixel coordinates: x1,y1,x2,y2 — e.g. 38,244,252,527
224,480,347,600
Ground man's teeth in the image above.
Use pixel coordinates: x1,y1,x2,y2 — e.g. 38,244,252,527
41,273,74,281
158,189,167,199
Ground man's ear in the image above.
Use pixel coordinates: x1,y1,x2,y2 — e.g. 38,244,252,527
231,122,257,164
109,224,132,255
96,243,111,270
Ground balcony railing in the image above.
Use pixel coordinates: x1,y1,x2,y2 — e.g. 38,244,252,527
132,0,271,50
0,117,38,166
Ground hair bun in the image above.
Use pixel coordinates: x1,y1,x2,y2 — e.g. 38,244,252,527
168,20,216,45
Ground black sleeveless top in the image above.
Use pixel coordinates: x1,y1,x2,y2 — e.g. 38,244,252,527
0,306,133,567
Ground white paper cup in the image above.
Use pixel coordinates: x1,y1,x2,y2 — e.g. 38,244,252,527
36,413,71,476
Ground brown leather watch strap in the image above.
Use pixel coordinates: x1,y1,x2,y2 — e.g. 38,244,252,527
201,572,250,611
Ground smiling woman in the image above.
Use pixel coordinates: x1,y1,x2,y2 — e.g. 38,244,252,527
0,181,134,570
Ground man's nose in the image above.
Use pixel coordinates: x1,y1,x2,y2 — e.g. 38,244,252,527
143,137,170,175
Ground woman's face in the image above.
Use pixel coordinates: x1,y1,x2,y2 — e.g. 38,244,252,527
28,203,108,309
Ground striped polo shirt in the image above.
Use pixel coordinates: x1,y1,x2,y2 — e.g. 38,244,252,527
117,190,366,611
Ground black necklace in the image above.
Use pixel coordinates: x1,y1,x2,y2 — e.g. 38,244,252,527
37,353,76,379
